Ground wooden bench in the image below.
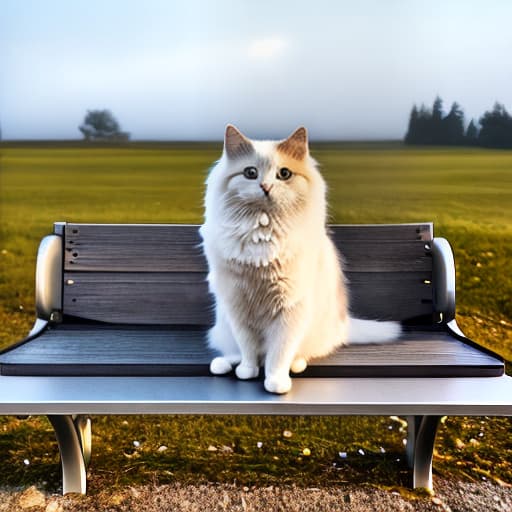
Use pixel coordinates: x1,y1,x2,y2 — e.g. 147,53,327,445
0,221,511,495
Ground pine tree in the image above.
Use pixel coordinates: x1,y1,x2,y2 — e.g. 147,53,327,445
417,104,433,144
465,119,479,146
431,96,444,144
478,103,512,149
442,102,465,145
405,105,419,144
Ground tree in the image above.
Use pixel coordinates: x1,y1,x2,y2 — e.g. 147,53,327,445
465,119,479,146
478,103,512,149
417,104,433,144
79,110,130,141
441,102,465,145
405,105,419,144
431,96,444,144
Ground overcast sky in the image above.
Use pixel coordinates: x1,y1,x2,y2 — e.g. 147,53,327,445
1,0,511,140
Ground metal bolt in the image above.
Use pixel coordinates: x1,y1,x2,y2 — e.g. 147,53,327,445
50,311,63,323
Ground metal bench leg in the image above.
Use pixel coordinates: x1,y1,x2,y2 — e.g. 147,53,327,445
73,415,92,467
48,415,87,494
406,415,440,491
406,416,420,468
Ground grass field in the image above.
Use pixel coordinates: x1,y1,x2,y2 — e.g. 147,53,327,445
0,141,511,492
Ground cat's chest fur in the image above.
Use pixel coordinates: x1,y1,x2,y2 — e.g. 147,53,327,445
217,210,285,268
211,211,300,327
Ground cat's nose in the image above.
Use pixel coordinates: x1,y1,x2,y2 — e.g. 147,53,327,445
260,183,273,196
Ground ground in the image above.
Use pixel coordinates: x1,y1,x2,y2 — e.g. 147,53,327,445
1,479,511,512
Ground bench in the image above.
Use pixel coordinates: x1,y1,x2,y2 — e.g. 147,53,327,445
0,221,511,495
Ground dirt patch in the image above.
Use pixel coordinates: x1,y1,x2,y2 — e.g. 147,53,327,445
0,479,510,512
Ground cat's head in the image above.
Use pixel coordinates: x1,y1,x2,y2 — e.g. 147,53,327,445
211,124,324,218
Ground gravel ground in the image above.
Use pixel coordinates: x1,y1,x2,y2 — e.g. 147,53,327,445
0,479,511,512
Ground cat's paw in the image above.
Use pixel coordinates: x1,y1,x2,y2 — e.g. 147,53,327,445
210,357,233,375
235,364,260,380
291,357,307,374
264,374,292,394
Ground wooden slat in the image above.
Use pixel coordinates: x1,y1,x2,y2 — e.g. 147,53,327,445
346,272,433,320
65,224,207,272
64,224,432,273
0,325,503,377
63,272,214,325
329,223,432,242
62,271,433,324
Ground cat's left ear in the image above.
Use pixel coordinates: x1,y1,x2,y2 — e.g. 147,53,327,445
224,124,254,159
277,126,309,160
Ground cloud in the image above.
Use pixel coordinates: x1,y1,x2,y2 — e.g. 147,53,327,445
248,37,287,59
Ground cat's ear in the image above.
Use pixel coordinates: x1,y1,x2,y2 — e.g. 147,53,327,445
277,126,308,160
224,124,254,159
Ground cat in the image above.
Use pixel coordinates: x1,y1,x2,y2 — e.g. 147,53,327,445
199,125,401,394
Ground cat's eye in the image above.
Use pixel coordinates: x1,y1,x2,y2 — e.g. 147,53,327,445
243,166,258,180
277,167,293,180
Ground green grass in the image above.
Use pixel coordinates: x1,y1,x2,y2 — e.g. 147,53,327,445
0,141,511,492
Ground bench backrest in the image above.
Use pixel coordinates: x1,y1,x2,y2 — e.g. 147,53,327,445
44,222,435,325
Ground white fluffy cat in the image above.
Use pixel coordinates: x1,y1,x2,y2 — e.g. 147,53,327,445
199,125,401,394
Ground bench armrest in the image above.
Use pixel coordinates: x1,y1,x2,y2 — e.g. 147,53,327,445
35,235,63,321
432,237,456,322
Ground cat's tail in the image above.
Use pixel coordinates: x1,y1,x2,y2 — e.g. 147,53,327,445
347,317,401,344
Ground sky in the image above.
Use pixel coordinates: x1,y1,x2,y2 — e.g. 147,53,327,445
1,0,512,141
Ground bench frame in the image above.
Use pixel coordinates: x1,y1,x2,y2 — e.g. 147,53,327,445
1,221,511,495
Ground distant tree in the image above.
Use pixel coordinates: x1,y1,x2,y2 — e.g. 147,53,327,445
417,104,433,144
465,119,479,146
405,97,470,146
478,102,512,149
441,102,465,145
405,105,419,144
79,110,130,141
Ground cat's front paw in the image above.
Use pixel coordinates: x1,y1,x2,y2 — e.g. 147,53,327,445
264,374,292,394
235,364,260,380
210,357,233,375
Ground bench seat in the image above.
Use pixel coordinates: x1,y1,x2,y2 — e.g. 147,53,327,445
0,323,504,378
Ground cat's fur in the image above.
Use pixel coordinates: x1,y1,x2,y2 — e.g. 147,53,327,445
199,125,401,394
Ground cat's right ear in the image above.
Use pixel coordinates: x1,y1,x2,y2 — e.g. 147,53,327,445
224,124,254,159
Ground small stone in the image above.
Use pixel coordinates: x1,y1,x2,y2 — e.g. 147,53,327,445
257,442,263,448
339,451,347,459
358,449,365,456
45,501,63,512
157,445,168,452
207,445,218,452
23,459,30,466
133,440,140,447
259,212,270,226
18,486,46,509
110,493,125,506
